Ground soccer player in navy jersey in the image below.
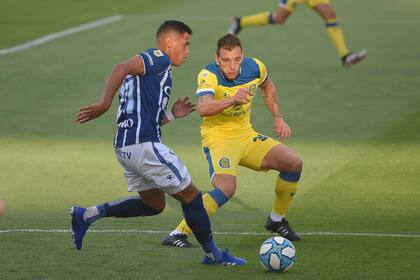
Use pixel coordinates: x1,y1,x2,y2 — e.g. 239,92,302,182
70,20,245,266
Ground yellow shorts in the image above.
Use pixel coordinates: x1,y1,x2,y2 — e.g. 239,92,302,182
202,130,280,178
279,0,330,12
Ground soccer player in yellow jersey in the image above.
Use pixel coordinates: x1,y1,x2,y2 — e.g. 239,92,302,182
162,34,303,248
228,0,367,68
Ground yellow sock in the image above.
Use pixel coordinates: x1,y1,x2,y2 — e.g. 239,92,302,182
272,176,298,216
241,11,272,28
325,18,350,58
175,193,220,234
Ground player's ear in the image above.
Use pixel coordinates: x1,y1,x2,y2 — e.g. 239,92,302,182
214,55,219,65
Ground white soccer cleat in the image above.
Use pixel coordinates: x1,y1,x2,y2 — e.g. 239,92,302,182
342,49,368,68
228,17,241,35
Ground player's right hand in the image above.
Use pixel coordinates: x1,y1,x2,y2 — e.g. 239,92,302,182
231,88,251,105
75,102,108,124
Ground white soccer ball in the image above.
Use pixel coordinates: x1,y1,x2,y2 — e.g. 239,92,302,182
259,236,296,272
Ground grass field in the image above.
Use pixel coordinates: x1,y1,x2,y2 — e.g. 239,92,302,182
1,0,420,279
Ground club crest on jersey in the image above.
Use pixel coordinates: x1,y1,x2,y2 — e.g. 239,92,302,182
154,50,164,57
219,157,230,168
248,84,257,95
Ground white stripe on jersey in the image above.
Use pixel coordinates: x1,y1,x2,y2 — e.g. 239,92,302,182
126,76,135,114
135,76,142,144
196,88,215,94
122,129,128,147
114,89,124,147
155,67,170,138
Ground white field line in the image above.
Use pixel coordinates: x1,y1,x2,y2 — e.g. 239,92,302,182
0,15,124,56
0,229,419,238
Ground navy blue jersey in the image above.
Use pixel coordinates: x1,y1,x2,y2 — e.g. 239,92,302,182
114,48,172,147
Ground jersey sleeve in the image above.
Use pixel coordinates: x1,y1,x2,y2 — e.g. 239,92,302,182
253,58,268,86
196,69,218,97
138,49,170,75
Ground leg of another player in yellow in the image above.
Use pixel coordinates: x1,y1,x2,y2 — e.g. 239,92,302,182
162,187,229,247
228,5,291,35
174,189,227,235
314,3,367,67
260,144,303,241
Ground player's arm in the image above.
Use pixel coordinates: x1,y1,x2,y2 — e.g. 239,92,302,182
75,55,145,124
260,77,291,139
161,97,196,126
197,89,251,117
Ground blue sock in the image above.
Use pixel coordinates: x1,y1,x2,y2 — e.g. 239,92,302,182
104,196,161,217
208,187,229,207
182,192,223,261
84,196,161,224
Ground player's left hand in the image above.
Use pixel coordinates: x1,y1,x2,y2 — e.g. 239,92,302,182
274,117,291,139
76,102,109,124
172,97,196,118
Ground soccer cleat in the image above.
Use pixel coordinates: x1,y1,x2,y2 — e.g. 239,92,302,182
69,206,90,250
202,249,247,266
228,17,241,35
342,49,367,68
161,233,193,248
265,216,302,241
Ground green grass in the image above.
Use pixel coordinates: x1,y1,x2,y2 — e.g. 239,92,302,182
1,0,420,279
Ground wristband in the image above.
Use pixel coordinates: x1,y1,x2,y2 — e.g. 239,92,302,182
166,111,175,121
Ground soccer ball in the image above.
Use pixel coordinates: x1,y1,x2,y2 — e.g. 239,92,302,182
259,236,296,272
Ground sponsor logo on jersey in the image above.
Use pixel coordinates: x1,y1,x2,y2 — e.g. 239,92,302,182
154,49,164,57
219,157,230,168
115,148,132,160
253,134,268,142
117,118,134,128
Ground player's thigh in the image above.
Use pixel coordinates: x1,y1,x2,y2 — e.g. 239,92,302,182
144,142,192,194
239,133,280,172
260,144,302,173
202,142,242,178
115,142,191,195
310,1,336,19
278,0,303,13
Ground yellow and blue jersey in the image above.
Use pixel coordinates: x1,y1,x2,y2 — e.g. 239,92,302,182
196,57,268,138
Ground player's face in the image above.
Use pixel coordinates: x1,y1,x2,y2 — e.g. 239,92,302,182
168,32,191,67
216,46,243,80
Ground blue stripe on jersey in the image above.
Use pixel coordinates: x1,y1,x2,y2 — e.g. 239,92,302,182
203,147,215,178
152,143,183,181
114,48,172,148
205,57,261,87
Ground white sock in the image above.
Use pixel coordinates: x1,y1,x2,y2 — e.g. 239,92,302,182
270,211,284,222
83,206,100,222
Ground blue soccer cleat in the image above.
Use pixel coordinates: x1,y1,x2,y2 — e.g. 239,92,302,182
202,249,247,266
69,206,90,250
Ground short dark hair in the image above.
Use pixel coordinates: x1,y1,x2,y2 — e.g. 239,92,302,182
156,20,192,39
216,34,242,55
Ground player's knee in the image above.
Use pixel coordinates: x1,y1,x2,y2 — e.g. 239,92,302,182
292,158,303,173
218,184,236,199
149,202,166,214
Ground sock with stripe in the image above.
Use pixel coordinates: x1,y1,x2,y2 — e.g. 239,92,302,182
325,18,350,58
171,188,228,236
